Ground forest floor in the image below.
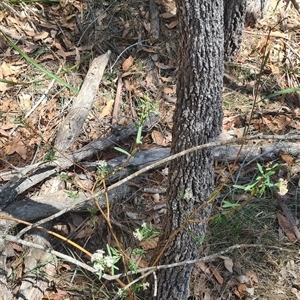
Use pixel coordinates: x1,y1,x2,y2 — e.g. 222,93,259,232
0,0,300,299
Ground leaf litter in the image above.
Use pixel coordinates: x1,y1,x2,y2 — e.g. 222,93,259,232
0,0,300,299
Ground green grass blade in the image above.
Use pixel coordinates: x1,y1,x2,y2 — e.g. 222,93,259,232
264,87,300,100
0,30,78,94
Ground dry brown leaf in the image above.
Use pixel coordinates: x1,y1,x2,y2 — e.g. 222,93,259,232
122,55,134,71
0,79,7,93
196,261,211,274
161,76,173,83
269,64,280,74
100,99,114,117
121,71,141,78
244,269,259,284
151,130,165,146
18,93,31,111
236,283,247,298
70,213,85,227
140,237,159,250
209,263,223,285
233,127,244,138
151,130,171,146
277,213,297,242
263,115,291,133
43,289,68,300
6,140,27,160
220,255,233,273
0,128,9,137
52,223,69,236
146,76,152,86
141,47,157,53
279,151,294,165
74,225,93,239
130,253,148,269
1,62,13,77
33,31,49,41
163,87,174,94
166,19,178,29
160,12,176,19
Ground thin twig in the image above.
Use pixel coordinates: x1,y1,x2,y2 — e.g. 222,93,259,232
110,41,147,72
104,243,297,281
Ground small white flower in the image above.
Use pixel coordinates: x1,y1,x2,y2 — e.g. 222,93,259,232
277,178,288,196
98,161,107,168
93,261,104,272
91,250,105,262
133,229,144,241
104,256,115,268
117,288,126,297
141,222,147,228
142,282,150,290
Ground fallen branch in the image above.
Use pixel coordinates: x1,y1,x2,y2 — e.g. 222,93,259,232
1,134,297,236
0,114,160,208
55,51,111,151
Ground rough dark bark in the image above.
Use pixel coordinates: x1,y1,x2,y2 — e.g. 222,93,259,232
148,1,224,299
224,0,247,60
223,0,270,60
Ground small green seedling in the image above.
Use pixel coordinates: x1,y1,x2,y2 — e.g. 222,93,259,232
234,163,281,196
222,200,240,209
44,149,57,163
64,190,79,200
133,222,159,241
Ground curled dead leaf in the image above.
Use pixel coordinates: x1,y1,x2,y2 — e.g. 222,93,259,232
122,55,134,71
219,255,233,273
140,237,159,250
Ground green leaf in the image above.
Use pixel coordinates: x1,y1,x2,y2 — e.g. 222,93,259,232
257,163,263,174
136,125,143,144
114,147,131,157
222,200,240,209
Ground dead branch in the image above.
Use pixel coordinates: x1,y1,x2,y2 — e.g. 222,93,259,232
1,134,297,238
0,114,160,209
55,51,111,151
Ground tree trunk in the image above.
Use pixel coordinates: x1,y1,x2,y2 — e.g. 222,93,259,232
223,0,270,60
147,1,224,299
224,0,247,60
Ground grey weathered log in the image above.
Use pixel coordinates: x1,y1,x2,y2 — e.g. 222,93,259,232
2,140,300,221
54,51,111,151
3,184,134,222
